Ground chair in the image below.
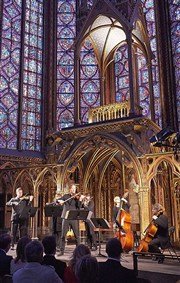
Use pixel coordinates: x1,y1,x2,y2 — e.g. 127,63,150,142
162,226,180,262
2,275,13,283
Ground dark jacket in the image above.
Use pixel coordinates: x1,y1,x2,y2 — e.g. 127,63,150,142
99,259,137,283
60,194,81,219
0,249,13,277
42,254,66,280
153,213,169,248
6,197,31,221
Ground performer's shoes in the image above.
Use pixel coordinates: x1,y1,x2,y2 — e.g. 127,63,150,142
158,256,164,264
151,255,158,261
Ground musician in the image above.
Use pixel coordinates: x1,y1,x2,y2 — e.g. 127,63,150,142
46,193,63,248
57,181,82,255
112,195,129,230
6,187,33,249
148,203,169,263
81,193,97,251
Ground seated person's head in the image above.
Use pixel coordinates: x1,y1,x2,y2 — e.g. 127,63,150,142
69,244,91,270
42,235,56,255
106,238,123,259
16,236,32,262
25,240,44,263
0,233,11,252
75,255,99,283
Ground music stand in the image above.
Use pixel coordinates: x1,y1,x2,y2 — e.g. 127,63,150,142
91,218,111,257
65,209,91,221
29,207,38,217
44,205,62,217
65,210,91,243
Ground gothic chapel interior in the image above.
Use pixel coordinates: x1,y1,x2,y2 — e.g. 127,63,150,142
0,0,180,246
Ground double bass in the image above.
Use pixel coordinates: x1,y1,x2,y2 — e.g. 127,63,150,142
114,192,134,252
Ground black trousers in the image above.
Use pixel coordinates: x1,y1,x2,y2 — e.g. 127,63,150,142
60,219,80,252
11,218,28,246
85,220,97,248
148,238,162,254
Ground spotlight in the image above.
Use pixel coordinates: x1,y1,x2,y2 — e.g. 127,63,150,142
172,132,180,146
149,128,174,146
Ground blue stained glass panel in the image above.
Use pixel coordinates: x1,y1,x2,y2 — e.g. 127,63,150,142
0,0,22,149
115,44,129,102
141,0,161,125
56,0,76,130
169,1,180,130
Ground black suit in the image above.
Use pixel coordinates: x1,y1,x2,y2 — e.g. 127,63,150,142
59,194,81,253
42,254,66,280
99,259,137,283
83,200,97,248
6,197,31,246
0,249,13,277
148,213,169,253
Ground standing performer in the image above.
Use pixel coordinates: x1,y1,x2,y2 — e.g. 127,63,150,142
82,193,97,251
6,187,33,249
46,193,63,249
148,203,169,263
112,194,129,230
58,181,82,255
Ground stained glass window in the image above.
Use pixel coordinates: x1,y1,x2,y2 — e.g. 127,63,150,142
141,0,161,125
114,44,129,102
56,0,76,130
169,1,180,130
0,0,22,149
0,0,43,151
21,0,43,151
137,48,151,118
80,38,100,123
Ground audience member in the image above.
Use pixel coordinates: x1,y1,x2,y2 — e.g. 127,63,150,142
13,240,63,283
99,238,137,283
0,233,12,278
64,244,91,283
75,254,99,283
42,235,66,281
10,236,32,274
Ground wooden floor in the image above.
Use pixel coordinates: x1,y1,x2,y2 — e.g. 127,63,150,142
8,243,180,283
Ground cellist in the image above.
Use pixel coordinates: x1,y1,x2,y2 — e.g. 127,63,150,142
148,203,169,263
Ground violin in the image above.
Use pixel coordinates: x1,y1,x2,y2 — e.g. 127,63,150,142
19,194,34,202
57,192,81,204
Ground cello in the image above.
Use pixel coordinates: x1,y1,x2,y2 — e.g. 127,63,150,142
137,221,158,252
137,207,164,252
114,192,134,252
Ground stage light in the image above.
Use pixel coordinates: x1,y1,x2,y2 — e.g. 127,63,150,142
150,128,180,151
172,132,180,146
149,128,174,147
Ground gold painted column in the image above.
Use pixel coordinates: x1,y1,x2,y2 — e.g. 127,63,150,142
139,186,150,236
31,186,38,240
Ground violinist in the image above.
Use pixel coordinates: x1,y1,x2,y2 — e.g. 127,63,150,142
57,180,82,255
6,187,33,249
46,192,63,248
81,193,97,251
148,203,169,263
